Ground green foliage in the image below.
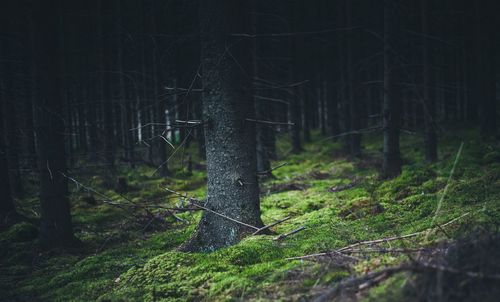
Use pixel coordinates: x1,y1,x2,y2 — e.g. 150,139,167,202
0,222,38,243
2,128,500,301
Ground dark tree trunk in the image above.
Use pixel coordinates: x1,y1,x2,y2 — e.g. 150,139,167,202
422,0,438,162
475,1,497,136
290,0,302,154
252,9,272,176
98,0,115,171
0,81,18,224
33,0,75,247
183,0,263,252
156,99,170,177
382,0,401,178
346,0,361,157
2,78,23,196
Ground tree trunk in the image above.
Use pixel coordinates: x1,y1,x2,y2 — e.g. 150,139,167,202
183,0,263,252
475,0,497,136
382,0,401,178
98,0,115,171
252,8,272,176
0,80,18,223
33,0,76,247
422,0,438,162
346,0,361,157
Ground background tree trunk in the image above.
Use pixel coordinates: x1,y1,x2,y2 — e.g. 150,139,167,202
33,0,76,247
382,0,401,178
422,0,438,162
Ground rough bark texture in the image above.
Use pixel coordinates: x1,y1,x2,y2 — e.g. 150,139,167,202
182,0,263,252
382,0,401,178
33,0,75,247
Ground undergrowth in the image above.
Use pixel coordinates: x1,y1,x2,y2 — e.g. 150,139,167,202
1,128,499,301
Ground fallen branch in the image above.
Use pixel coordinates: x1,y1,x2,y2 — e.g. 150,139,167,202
245,118,294,126
273,226,306,241
164,188,260,231
287,212,470,261
257,162,288,175
328,177,361,193
252,216,291,235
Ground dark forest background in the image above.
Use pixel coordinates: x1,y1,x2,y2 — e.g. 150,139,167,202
1,0,499,301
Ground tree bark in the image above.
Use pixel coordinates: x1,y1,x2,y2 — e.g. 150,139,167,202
0,81,17,223
382,0,401,178
33,0,76,247
422,0,438,162
183,0,264,252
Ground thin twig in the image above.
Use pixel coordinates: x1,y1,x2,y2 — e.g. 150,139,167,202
245,118,294,126
287,212,470,261
164,188,260,231
273,226,306,241
257,162,288,175
252,216,291,235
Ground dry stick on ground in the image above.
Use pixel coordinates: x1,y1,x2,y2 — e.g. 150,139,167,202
273,226,306,241
257,162,288,175
423,142,464,244
164,188,260,231
62,173,191,225
314,261,500,302
164,187,295,235
252,216,291,235
287,212,470,261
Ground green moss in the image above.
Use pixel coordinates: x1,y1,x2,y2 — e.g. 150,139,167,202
0,222,38,243
3,128,500,301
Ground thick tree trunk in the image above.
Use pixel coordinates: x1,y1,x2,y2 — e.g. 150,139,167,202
382,0,401,178
183,0,263,252
422,0,438,162
33,0,75,247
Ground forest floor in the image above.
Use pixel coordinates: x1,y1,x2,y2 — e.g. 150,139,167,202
2,127,500,301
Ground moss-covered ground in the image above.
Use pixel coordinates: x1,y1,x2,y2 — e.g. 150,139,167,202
1,128,499,301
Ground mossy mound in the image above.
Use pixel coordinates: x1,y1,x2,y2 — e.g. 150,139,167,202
3,129,500,301
0,222,38,243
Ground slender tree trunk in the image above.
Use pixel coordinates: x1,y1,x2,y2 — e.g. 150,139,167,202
33,0,76,247
346,0,361,157
183,0,263,252
98,0,115,171
290,0,302,153
2,75,23,196
382,0,401,178
422,0,438,162
252,8,272,176
0,81,18,224
475,0,497,136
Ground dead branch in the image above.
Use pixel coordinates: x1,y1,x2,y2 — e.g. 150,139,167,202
257,162,288,175
245,118,294,126
273,226,306,241
252,216,291,235
164,188,260,231
287,212,470,261
328,178,361,193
